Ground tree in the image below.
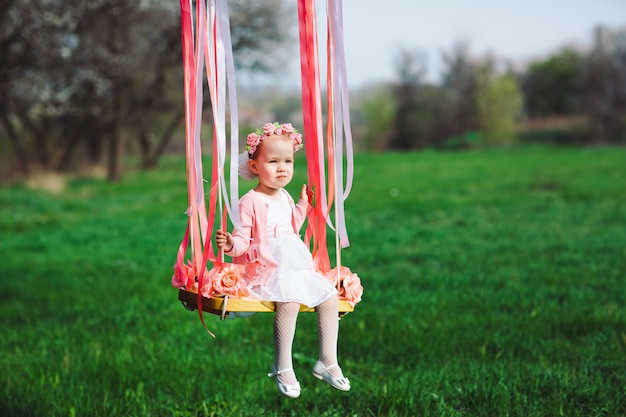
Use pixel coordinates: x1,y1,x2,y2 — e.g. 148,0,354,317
476,59,523,146
440,42,479,148
523,48,584,118
582,26,626,144
0,0,293,183
358,84,395,151
387,47,428,150
229,0,295,73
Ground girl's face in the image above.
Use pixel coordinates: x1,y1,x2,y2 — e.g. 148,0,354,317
249,135,294,196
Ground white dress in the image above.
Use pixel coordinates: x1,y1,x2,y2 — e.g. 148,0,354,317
247,193,337,308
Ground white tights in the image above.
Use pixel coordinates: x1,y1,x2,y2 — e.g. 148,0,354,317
273,295,341,384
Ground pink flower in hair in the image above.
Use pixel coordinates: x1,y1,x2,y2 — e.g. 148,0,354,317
262,122,275,135
245,132,261,154
282,123,294,134
245,122,304,155
292,133,303,151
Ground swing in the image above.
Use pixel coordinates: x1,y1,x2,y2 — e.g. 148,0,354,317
177,290,355,319
172,0,361,326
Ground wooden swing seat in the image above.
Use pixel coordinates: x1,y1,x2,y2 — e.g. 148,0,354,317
178,288,354,318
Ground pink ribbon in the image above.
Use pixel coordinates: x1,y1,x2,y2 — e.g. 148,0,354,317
178,0,213,336
175,0,243,336
298,0,355,272
298,0,331,273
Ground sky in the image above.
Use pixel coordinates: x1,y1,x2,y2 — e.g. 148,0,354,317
243,0,626,89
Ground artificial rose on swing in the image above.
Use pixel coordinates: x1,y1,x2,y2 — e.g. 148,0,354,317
172,260,201,290
324,266,363,307
201,263,249,298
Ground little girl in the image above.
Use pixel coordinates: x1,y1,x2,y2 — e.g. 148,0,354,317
216,122,350,398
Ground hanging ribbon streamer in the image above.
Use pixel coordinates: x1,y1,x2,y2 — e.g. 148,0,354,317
298,0,355,273
298,0,331,273
175,0,241,336
176,0,211,335
327,0,354,249
205,0,242,234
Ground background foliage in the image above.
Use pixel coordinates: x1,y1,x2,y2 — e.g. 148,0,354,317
0,0,291,182
2,2,625,184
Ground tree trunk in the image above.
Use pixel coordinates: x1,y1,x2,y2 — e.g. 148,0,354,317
56,120,85,172
141,110,183,169
107,128,125,183
19,112,54,169
107,87,125,182
1,114,30,176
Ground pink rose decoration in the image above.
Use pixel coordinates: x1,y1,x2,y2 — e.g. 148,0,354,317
171,263,186,288
202,263,249,298
292,133,303,150
245,122,304,155
262,122,275,135
247,132,259,145
282,123,294,134
324,266,363,307
171,260,198,289
341,273,363,307
246,133,262,154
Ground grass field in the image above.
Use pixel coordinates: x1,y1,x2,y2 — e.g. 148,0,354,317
1,146,625,416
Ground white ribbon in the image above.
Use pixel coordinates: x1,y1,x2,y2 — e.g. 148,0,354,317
327,0,354,248
205,0,242,233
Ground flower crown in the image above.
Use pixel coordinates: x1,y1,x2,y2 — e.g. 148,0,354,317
245,122,303,155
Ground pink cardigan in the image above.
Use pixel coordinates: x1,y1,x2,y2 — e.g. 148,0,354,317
225,188,310,287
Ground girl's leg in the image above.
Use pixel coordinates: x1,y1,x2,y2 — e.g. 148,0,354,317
316,295,344,378
273,301,300,385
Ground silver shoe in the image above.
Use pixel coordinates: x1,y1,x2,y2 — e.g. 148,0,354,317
312,361,350,391
268,365,301,398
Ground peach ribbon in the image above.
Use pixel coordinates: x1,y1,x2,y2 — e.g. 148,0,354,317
298,0,354,273
175,0,241,336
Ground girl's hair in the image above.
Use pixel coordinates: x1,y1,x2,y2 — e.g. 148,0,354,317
238,151,257,180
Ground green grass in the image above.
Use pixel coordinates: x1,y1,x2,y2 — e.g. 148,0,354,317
1,146,625,416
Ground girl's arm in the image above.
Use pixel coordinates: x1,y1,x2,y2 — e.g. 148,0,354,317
221,201,254,257
293,184,311,231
